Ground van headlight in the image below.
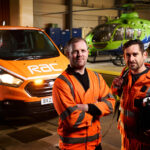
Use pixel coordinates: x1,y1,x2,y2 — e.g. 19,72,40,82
0,73,23,87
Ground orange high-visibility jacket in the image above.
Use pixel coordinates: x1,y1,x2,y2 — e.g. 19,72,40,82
53,68,115,150
111,63,150,150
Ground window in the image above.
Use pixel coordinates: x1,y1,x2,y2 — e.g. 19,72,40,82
125,28,134,40
92,24,117,42
113,27,124,41
0,30,59,60
137,29,142,39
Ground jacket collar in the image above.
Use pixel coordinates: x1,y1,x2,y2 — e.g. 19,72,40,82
145,63,150,78
66,65,86,75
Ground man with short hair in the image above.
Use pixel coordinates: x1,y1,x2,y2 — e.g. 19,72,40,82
53,37,115,150
111,39,150,150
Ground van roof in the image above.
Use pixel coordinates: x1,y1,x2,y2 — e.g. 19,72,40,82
0,26,42,31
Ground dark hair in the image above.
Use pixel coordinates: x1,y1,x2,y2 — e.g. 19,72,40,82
123,39,144,53
64,37,88,55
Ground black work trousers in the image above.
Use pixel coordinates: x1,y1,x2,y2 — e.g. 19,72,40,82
95,143,102,150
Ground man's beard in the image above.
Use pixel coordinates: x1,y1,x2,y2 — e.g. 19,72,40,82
74,59,86,68
128,61,139,71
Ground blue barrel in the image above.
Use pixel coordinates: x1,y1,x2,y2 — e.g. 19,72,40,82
45,28,61,46
72,28,82,38
60,29,70,47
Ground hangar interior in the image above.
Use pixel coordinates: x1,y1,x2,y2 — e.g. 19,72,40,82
1,0,150,31
1,1,150,150
1,0,150,62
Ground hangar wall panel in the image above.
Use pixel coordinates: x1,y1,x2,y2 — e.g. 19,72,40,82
10,0,20,26
10,0,33,26
33,0,117,29
73,0,114,8
33,1,66,29
35,0,65,5
34,14,66,29
138,10,150,20
19,0,33,26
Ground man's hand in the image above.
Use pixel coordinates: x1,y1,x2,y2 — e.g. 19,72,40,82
144,129,150,136
112,76,124,89
76,104,88,112
142,97,150,107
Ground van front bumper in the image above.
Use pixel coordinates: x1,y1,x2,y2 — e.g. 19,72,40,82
0,99,56,117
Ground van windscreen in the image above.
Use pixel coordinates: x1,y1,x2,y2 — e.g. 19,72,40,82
0,30,60,60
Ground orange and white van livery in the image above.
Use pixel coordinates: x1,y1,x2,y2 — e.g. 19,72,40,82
0,26,69,117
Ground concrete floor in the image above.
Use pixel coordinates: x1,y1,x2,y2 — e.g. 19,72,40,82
86,61,123,75
0,114,121,150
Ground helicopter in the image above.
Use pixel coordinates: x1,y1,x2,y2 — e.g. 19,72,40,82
85,5,150,66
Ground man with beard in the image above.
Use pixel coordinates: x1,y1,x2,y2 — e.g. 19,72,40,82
52,37,115,150
111,39,150,150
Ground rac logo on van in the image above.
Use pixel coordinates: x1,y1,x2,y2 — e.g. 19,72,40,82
27,63,62,74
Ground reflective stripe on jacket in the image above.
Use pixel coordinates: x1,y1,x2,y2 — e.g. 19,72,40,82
52,68,115,150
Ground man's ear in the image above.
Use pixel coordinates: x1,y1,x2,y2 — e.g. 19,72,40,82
143,51,148,59
64,48,69,57
123,52,125,60
65,51,70,58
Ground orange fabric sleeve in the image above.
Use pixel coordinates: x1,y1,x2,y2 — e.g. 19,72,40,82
53,78,93,128
94,74,116,116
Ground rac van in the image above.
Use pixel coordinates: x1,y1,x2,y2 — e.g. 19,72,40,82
0,26,69,118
